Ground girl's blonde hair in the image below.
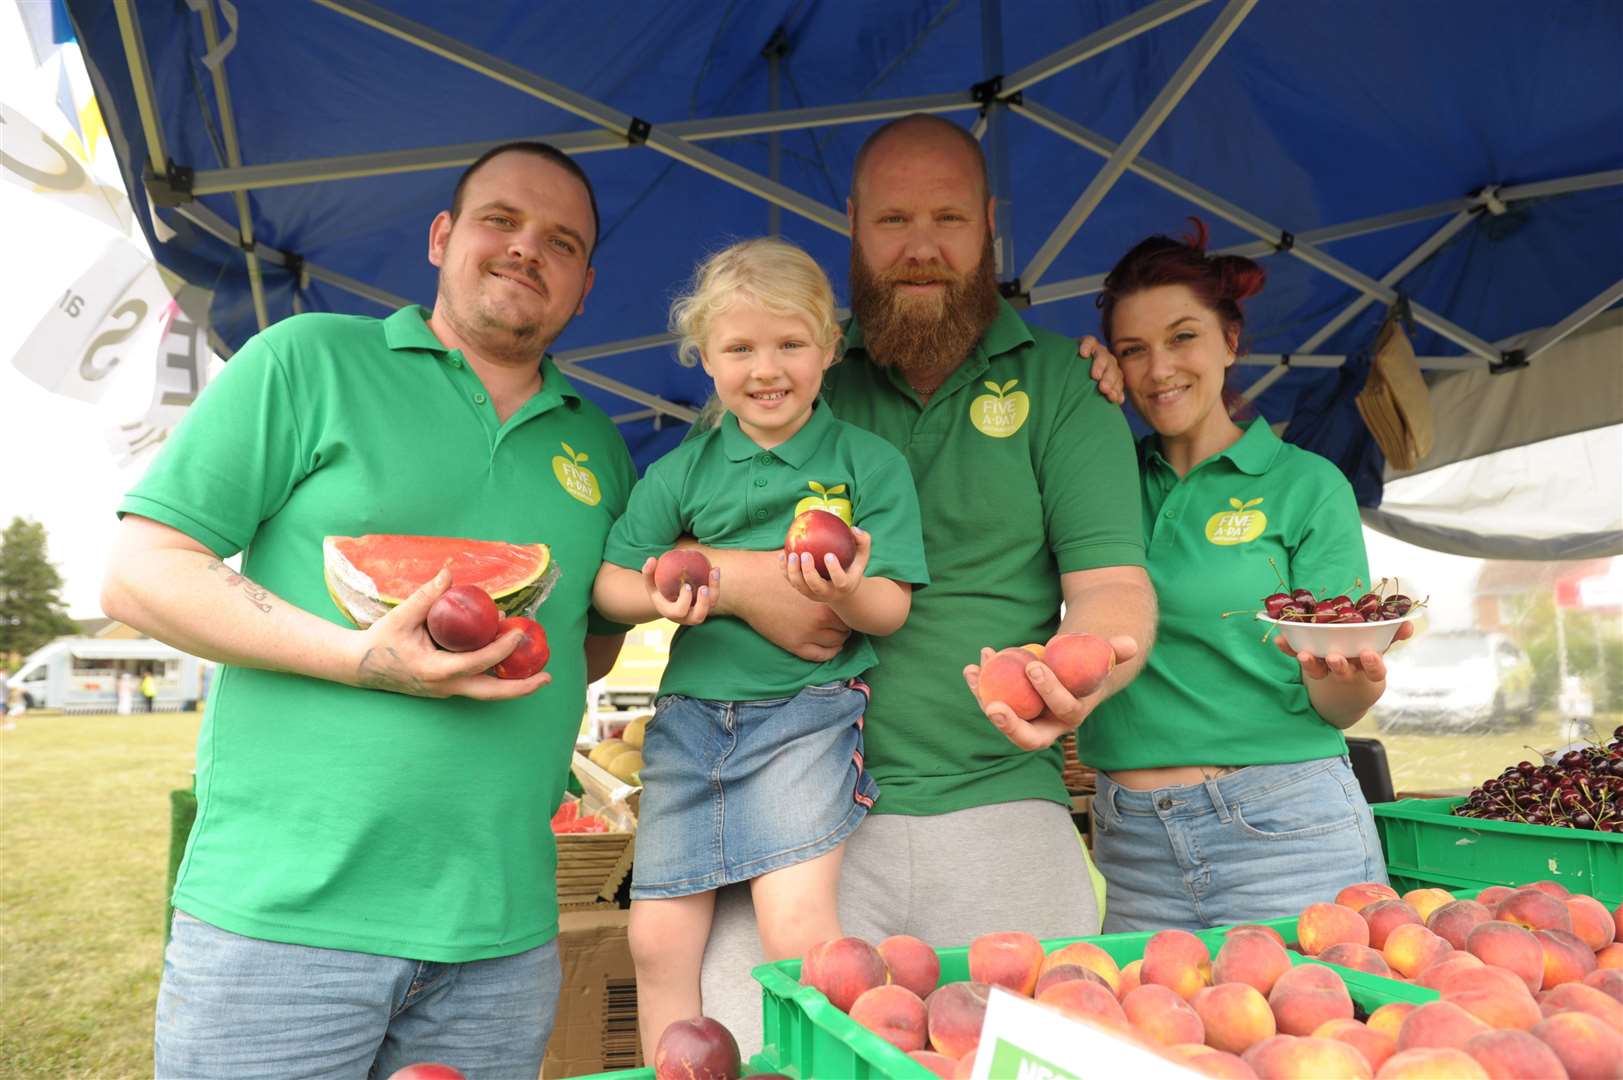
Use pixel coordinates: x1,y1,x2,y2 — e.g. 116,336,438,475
670,237,842,369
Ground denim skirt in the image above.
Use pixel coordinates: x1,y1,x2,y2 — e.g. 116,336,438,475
1091,755,1387,932
630,680,878,899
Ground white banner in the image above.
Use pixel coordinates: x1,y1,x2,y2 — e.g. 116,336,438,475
0,100,128,233
104,418,171,469
140,291,213,430
11,234,174,403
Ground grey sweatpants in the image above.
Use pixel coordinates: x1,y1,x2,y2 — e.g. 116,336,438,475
697,799,1099,1053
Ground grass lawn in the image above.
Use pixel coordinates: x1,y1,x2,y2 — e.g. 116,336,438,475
1,706,1617,1075
2,709,200,1078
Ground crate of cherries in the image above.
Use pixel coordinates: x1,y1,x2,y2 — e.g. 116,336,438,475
1455,730,1623,833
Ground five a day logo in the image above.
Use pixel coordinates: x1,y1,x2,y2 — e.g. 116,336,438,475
970,378,1029,437
1206,497,1266,545
552,442,601,506
794,481,854,524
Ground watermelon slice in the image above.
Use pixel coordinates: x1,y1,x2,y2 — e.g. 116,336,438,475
323,534,554,628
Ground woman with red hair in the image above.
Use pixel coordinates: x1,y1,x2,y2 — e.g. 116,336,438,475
1077,220,1409,931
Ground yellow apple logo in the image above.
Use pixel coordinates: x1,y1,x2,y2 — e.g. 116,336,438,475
970,379,1029,438
793,481,854,524
552,442,602,506
1205,497,1267,545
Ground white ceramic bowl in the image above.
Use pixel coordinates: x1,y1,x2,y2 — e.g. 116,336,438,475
1254,609,1421,657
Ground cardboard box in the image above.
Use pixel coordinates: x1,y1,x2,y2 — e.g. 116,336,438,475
541,908,642,1079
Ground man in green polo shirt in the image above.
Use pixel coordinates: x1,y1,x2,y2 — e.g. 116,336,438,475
101,143,635,1077
698,114,1157,1046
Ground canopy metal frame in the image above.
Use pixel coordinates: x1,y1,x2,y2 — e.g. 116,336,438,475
113,0,1623,427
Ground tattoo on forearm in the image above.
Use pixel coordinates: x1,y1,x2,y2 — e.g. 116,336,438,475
206,559,273,613
357,646,430,697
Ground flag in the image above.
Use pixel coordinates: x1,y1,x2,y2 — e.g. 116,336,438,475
0,99,127,231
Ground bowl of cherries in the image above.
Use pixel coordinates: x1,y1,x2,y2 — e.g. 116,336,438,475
1454,731,1623,832
1253,580,1423,658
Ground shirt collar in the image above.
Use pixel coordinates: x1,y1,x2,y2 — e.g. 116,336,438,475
384,306,580,406
1140,417,1282,477
718,397,834,466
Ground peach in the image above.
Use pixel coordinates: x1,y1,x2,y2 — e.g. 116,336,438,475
1039,940,1122,993
1042,632,1115,697
1320,943,1395,978
1475,885,1515,908
784,508,855,580
1463,1029,1571,1080
967,931,1043,997
1123,983,1205,1047
1581,967,1623,1004
1227,923,1288,949
1166,1045,1261,1079
653,549,712,603
1402,889,1456,923
1268,964,1354,1037
1381,923,1454,979
1374,1047,1489,1079
1465,921,1545,993
1362,900,1424,950
1427,900,1494,951
1615,900,1623,942
1526,879,1572,899
975,649,1044,720
1395,1000,1492,1051
1336,882,1401,912
1565,895,1618,952
925,982,989,1059
1596,943,1623,970
1034,964,1111,998
1245,1034,1373,1079
1193,982,1277,1056
801,936,889,1012
849,984,928,1052
906,1050,958,1078
1532,1010,1623,1080
1536,928,1599,990
1213,930,1294,995
1433,965,1535,1004
1314,1017,1397,1072
1142,928,1213,1001
878,935,940,1000
1496,887,1575,933
1442,987,1542,1031
950,1053,976,1080
1035,977,1131,1034
1366,1003,1417,1042
426,584,501,651
1299,903,1372,956
1539,982,1623,1028
1416,954,1484,991
1118,958,1144,998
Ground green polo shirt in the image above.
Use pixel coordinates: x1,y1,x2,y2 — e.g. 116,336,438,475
605,400,927,700
1077,420,1369,771
120,306,636,962
821,299,1144,816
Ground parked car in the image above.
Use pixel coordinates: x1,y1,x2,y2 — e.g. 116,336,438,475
1371,630,1535,733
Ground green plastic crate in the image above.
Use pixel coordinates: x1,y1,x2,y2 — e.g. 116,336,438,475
565,1070,651,1080
750,924,1433,1079
1374,797,1622,905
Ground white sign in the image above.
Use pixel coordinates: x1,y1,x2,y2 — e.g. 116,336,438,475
140,295,212,429
969,988,1198,1080
12,234,173,403
0,100,128,232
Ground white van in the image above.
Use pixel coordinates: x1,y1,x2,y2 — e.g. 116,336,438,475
11,638,205,713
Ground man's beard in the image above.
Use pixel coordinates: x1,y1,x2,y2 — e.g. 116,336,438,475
848,233,1000,379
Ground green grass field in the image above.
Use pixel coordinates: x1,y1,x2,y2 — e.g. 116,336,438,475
1,707,1616,1076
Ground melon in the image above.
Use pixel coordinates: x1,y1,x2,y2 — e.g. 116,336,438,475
323,534,553,628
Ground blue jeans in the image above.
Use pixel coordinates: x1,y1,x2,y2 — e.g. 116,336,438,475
155,910,561,1080
1092,756,1387,933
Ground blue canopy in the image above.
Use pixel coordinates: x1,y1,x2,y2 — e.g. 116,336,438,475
64,0,1623,540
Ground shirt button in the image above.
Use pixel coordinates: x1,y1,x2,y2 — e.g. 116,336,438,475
756,453,772,465
474,392,487,404
754,478,767,487
1163,510,1175,520
450,357,463,369
755,509,768,519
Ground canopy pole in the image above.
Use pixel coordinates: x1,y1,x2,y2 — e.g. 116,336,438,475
312,0,849,235
1520,277,1623,363
111,0,170,178
1012,99,1502,363
980,0,1014,279
1019,0,1256,291
194,1,269,331
1003,0,1210,94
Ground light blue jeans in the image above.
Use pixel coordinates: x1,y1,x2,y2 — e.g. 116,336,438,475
1092,755,1387,933
155,910,561,1080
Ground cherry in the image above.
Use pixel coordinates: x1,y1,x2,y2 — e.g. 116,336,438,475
1263,592,1292,618
1290,589,1316,608
1334,612,1365,623
1384,595,1413,616
1326,595,1353,611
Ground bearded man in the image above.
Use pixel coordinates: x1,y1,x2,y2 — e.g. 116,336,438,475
694,113,1158,1048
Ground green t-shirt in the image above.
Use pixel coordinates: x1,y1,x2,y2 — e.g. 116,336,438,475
605,400,928,700
120,307,636,962
1078,420,1369,771
821,299,1144,816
